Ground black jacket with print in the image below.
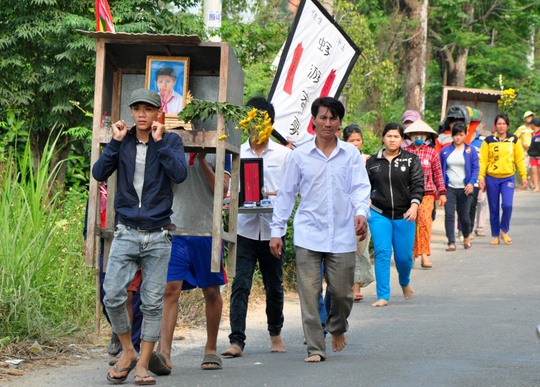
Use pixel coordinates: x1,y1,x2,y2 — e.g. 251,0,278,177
366,148,425,220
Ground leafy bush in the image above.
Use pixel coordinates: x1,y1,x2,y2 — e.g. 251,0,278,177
0,136,94,343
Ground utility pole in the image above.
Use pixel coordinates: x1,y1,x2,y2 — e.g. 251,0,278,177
322,0,333,14
420,0,428,113
204,0,222,42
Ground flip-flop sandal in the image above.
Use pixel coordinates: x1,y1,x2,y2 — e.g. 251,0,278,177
107,333,122,357
148,352,172,375
353,294,364,302
501,234,512,245
134,374,156,385
446,245,456,252
106,359,137,385
201,353,222,370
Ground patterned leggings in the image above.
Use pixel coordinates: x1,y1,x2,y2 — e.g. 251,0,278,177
413,195,435,258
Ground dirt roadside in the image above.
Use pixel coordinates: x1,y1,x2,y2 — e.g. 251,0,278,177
0,290,305,385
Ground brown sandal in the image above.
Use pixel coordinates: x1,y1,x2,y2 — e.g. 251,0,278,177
446,244,456,252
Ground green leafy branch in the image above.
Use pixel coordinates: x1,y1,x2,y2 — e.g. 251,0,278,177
178,99,248,124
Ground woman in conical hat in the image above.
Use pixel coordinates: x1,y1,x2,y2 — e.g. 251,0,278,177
404,120,447,269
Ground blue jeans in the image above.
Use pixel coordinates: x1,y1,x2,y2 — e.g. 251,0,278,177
228,235,285,349
368,210,415,301
485,175,515,236
103,224,172,343
469,187,481,231
100,251,143,352
444,187,473,245
318,264,330,335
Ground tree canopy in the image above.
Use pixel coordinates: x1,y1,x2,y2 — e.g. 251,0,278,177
0,0,539,184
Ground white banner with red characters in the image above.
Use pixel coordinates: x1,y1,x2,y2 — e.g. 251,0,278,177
268,0,360,145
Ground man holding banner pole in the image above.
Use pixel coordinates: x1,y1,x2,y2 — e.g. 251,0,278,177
270,97,370,362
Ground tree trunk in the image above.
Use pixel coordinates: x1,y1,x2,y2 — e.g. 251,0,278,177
53,141,70,189
448,47,469,86
30,128,68,194
402,0,428,112
444,4,474,87
527,28,535,70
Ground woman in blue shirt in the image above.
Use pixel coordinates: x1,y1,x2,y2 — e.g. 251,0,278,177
439,123,479,251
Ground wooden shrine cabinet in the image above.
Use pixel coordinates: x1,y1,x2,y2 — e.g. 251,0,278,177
82,31,243,286
441,86,501,132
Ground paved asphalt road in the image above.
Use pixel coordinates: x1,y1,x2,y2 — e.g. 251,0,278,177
6,191,540,386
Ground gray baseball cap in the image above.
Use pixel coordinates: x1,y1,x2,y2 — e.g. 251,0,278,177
128,88,161,108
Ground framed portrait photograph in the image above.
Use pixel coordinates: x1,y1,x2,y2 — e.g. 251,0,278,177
239,158,264,206
145,56,189,116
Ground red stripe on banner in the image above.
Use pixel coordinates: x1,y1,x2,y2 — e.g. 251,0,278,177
306,118,314,135
283,43,304,95
244,164,261,202
305,70,338,135
320,69,336,97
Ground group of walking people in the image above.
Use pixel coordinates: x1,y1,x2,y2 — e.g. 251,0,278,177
399,108,528,254
94,89,529,385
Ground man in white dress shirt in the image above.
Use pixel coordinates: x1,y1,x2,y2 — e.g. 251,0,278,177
222,97,292,358
270,97,371,363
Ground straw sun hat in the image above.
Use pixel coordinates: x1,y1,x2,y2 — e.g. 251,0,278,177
403,119,438,137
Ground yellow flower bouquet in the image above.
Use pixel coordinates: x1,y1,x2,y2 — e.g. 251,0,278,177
236,107,274,145
498,88,517,113
178,95,274,143
497,75,517,114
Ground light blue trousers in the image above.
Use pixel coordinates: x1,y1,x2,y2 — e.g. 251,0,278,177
368,210,415,301
103,224,172,343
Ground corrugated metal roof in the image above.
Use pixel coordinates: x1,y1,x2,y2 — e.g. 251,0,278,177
77,30,202,45
443,86,501,97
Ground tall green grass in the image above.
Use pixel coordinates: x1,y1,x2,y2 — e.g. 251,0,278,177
0,138,94,343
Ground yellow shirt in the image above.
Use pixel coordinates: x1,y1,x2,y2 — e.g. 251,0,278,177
479,134,527,180
514,124,533,148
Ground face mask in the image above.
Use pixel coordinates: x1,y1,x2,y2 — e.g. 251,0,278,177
413,135,427,146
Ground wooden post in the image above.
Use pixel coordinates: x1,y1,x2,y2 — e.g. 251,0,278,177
441,86,449,121
88,38,107,338
211,117,226,272
86,38,106,267
226,152,240,276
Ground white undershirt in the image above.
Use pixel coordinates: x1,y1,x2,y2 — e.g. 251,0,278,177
133,141,147,207
447,148,466,188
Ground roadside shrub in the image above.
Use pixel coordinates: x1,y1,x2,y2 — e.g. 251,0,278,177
0,137,94,343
